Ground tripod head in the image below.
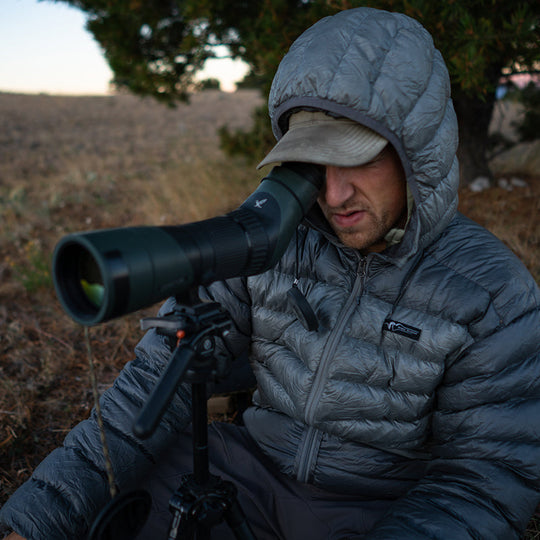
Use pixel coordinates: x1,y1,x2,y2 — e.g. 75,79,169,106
133,299,233,440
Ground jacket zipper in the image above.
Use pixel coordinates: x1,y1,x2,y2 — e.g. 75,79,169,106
296,258,368,483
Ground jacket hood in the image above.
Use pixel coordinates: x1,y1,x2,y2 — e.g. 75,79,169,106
267,7,460,265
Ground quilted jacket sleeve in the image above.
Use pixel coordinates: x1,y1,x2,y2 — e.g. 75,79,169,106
0,286,253,540
365,293,540,538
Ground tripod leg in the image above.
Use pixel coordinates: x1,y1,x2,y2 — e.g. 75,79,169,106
168,493,196,540
169,499,213,540
224,498,257,540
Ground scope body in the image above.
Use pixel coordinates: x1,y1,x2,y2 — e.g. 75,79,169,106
53,163,323,325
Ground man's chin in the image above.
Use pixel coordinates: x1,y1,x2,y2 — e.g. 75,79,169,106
336,229,387,252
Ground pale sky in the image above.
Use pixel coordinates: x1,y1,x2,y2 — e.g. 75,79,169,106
0,0,249,95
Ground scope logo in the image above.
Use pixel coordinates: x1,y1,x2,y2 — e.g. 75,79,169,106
254,198,268,209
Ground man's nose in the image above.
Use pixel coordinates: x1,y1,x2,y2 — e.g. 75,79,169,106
322,166,355,208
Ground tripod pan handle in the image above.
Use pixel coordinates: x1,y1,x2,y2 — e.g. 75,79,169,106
133,344,196,439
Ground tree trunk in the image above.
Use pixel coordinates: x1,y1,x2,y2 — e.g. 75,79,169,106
453,92,497,186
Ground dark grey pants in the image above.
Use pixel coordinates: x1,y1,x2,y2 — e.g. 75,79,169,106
134,422,390,540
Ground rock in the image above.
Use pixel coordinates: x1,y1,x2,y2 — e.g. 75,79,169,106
511,177,529,188
469,176,491,192
489,139,540,178
498,178,512,190
489,100,524,143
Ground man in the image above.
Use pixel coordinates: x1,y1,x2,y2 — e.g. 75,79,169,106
2,7,540,540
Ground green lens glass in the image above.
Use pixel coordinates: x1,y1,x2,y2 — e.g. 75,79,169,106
78,252,104,309
80,279,105,308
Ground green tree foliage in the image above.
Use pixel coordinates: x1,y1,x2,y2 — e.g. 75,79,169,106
56,0,539,183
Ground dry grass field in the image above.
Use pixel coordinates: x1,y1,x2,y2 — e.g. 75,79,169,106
0,89,264,503
0,89,538,535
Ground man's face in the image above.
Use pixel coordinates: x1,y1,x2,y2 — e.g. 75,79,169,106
317,145,408,252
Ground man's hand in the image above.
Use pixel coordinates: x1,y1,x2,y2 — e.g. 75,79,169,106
5,533,26,540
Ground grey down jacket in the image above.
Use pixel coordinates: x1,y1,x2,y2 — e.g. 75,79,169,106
2,7,540,540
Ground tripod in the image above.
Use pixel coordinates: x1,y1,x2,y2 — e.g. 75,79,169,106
133,299,256,540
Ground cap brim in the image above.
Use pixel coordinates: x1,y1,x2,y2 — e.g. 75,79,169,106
257,117,387,169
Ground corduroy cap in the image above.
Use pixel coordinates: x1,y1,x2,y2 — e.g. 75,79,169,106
257,110,388,169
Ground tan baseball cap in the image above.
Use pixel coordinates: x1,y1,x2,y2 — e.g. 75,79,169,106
257,110,388,169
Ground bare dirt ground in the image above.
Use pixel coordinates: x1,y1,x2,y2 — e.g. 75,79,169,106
0,89,538,535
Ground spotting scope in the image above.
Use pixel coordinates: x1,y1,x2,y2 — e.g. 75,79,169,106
52,162,323,326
